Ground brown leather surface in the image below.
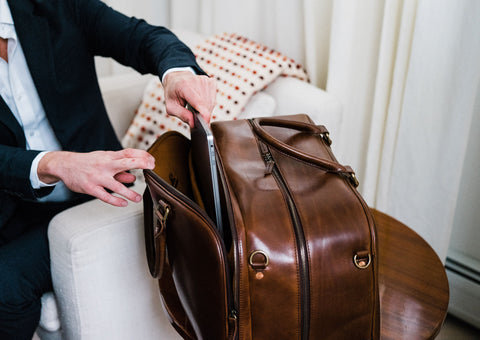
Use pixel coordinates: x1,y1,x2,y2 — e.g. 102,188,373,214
145,132,231,340
144,115,380,339
212,114,379,340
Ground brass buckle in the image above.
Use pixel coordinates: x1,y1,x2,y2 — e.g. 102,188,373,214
155,206,170,225
249,250,269,280
249,250,269,269
154,206,170,234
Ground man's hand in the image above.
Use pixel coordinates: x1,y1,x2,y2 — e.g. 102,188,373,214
38,149,155,207
162,71,217,127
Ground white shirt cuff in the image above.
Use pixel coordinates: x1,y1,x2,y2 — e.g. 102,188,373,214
30,151,58,189
161,67,196,83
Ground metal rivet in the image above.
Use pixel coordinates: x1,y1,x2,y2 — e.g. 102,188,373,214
255,272,264,280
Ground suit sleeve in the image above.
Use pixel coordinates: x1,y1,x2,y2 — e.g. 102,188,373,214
68,0,206,78
0,145,54,200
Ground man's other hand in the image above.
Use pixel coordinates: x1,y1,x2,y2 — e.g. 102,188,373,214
37,149,155,207
162,71,217,127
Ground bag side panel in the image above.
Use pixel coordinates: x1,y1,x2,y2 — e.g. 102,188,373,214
145,174,230,340
264,121,379,340
213,120,302,340
272,148,377,339
145,131,231,339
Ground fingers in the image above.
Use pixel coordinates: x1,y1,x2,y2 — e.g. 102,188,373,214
114,171,136,184
107,149,155,177
49,149,155,207
114,149,155,169
107,178,143,205
165,102,195,128
100,149,152,205
189,76,217,122
90,186,128,207
89,185,141,208
163,71,217,127
86,173,143,207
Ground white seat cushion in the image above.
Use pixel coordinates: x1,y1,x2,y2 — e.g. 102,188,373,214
39,292,61,332
48,181,181,340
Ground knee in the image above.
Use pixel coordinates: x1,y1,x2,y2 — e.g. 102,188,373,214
0,262,42,340
0,261,42,311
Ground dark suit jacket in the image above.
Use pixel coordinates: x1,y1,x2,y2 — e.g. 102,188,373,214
0,0,204,229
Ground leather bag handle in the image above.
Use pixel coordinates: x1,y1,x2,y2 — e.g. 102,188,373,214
250,117,359,187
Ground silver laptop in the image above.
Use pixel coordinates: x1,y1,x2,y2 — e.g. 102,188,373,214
189,106,224,237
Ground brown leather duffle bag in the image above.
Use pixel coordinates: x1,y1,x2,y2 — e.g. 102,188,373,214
143,114,380,340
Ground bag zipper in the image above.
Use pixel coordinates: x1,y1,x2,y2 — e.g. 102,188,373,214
257,140,311,340
212,148,241,339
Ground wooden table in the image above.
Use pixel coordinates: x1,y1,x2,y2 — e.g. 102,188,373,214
373,209,449,339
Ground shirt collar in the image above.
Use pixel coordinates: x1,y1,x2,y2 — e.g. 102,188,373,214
0,0,14,26
0,0,16,41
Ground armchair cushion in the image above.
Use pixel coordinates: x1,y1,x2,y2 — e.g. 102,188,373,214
39,292,60,332
47,181,181,339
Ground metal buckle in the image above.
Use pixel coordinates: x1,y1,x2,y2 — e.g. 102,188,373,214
249,250,269,280
354,253,371,269
349,173,359,188
322,132,332,146
248,250,269,269
154,205,170,234
156,206,170,224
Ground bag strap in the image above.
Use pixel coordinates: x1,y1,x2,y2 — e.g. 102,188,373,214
143,187,169,279
249,117,359,187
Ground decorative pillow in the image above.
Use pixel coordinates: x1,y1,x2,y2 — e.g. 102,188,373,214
122,32,308,150
122,79,189,149
239,91,276,120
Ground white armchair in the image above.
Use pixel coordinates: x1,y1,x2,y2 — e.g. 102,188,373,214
36,31,342,340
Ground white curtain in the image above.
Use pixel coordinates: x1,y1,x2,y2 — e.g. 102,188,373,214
377,1,480,261
110,0,480,262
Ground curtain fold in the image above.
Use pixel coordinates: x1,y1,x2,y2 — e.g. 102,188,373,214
326,0,386,181
137,0,479,261
301,0,333,88
384,0,480,259
363,0,418,206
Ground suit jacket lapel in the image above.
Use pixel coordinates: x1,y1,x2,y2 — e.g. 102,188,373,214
0,0,43,147
0,97,26,147
6,0,58,128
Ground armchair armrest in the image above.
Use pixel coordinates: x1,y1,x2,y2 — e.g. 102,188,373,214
264,77,343,139
48,181,180,339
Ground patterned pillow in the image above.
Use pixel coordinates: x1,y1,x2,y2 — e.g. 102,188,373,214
122,33,308,150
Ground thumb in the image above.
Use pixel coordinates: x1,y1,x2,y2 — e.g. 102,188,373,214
165,101,195,128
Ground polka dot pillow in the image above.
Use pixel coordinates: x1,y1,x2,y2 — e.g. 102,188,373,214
122,33,308,150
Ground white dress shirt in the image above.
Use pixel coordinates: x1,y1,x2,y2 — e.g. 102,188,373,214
0,0,70,201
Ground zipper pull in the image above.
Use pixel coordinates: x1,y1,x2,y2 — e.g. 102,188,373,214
229,309,238,320
259,142,275,175
264,156,274,175
228,309,238,339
